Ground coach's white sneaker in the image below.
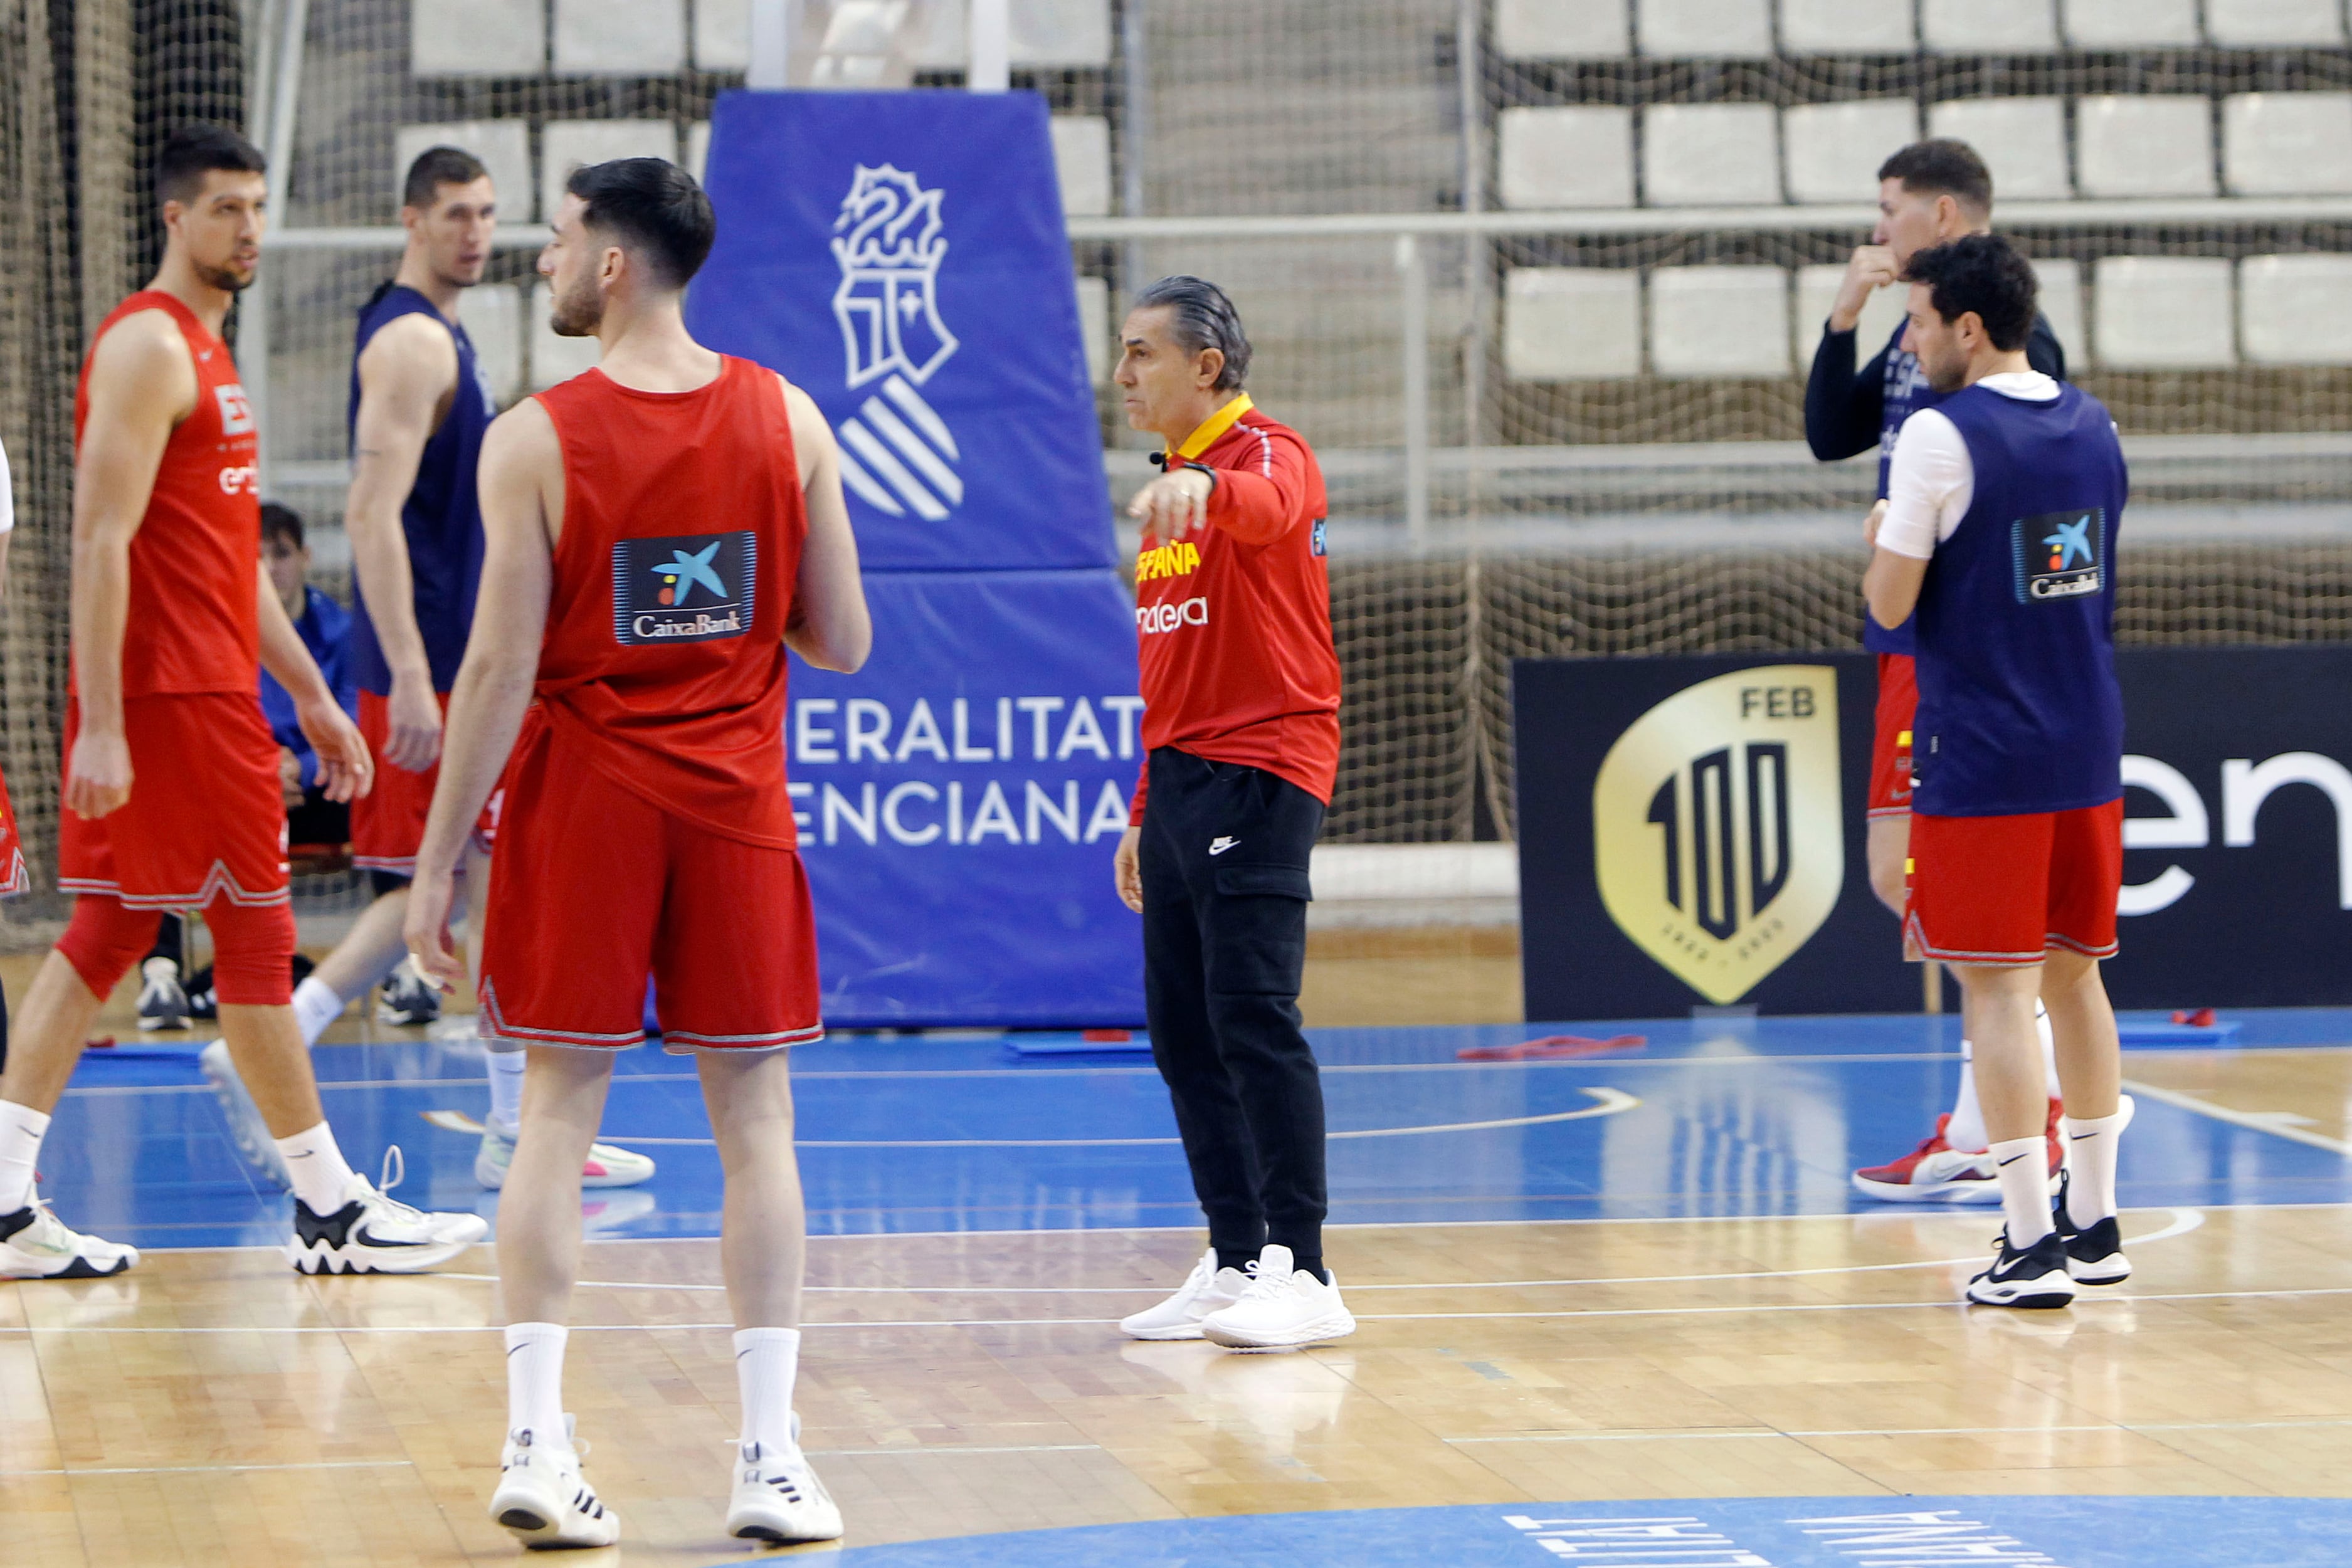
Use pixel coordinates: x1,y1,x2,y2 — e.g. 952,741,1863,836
287,1149,488,1274
1200,1244,1356,1352
490,1420,620,1549
0,1199,139,1279
727,1414,843,1545
1120,1248,1248,1340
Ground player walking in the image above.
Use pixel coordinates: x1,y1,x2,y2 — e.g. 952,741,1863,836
0,434,27,1071
0,125,484,1280
199,145,651,1197
406,158,868,1547
1863,234,2133,1308
1805,139,2070,1203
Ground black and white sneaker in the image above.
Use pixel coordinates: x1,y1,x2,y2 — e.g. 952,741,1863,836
490,1420,620,1549
374,957,441,1028
1965,1229,2078,1309
0,1199,139,1278
136,958,191,1030
726,1413,843,1544
2051,1170,2131,1285
286,1148,487,1274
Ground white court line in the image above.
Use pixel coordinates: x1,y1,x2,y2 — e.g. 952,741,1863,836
1446,1415,2352,1444
0,1458,415,1476
2122,1078,2352,1156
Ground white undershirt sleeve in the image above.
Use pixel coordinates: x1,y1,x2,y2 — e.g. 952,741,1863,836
1875,408,1974,560
0,436,13,537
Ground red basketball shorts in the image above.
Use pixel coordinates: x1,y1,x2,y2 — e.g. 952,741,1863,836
58,692,289,910
350,689,440,874
0,764,25,897
1904,798,2124,967
1868,653,1917,818
478,731,823,1055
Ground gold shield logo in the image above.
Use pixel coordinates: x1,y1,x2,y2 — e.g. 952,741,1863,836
1593,665,1844,1004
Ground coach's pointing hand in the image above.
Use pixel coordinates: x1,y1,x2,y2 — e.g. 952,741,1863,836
1128,466,1213,541
299,695,376,805
65,727,134,819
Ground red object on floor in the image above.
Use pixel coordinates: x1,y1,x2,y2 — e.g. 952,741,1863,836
2171,1007,2217,1027
85,1035,117,1049
1457,1034,1645,1062
1081,1028,1133,1043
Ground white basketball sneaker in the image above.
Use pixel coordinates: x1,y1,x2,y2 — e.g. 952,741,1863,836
1199,1244,1356,1352
286,1149,488,1274
473,1123,657,1191
1119,1248,1248,1341
0,1199,139,1279
490,1419,620,1549
727,1413,843,1545
199,1040,292,1191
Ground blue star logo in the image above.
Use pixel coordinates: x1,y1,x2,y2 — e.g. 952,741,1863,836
653,542,727,606
2043,516,2094,569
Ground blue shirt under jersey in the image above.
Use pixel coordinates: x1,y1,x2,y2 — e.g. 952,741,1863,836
260,585,357,787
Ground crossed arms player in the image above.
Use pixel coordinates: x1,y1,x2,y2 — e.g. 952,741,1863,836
1805,138,2070,1203
0,125,483,1281
405,157,869,1549
1863,234,2133,1308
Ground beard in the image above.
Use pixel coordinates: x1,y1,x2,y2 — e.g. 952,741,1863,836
193,259,253,293
548,273,603,337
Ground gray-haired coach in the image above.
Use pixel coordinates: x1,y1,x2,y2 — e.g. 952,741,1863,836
1106,276,1353,1352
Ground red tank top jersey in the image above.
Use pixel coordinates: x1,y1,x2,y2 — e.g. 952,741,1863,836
1129,396,1341,821
73,290,261,697
530,356,805,848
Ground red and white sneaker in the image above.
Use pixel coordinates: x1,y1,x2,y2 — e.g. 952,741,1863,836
1852,1101,2065,1204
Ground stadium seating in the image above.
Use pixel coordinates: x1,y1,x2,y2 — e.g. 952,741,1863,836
1926,98,2071,201
1503,268,1644,381
1496,107,1635,209
687,121,712,183
1921,0,2058,54
1495,0,1632,58
554,0,687,74
1633,0,1772,58
693,0,750,71
1777,0,1914,55
1650,266,1791,378
1049,117,1113,218
909,0,1113,68
2238,255,2352,366
1073,274,1112,382
2203,0,2344,47
458,285,525,404
1783,101,1919,204
540,121,680,222
393,122,532,219
2060,0,2199,48
2222,92,2352,197
1640,103,1781,206
2074,96,2217,199
2032,258,2087,368
2095,257,2235,369
411,0,544,75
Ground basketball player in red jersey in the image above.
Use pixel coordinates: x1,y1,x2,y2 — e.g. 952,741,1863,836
406,159,869,1550
0,126,486,1283
0,433,26,1070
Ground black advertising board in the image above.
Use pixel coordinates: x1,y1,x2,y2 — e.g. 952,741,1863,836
1515,647,2352,1017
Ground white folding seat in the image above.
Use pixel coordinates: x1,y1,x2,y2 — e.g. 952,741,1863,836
529,282,605,388
1926,98,2070,201
1648,265,1790,377
1634,0,1771,57
1497,107,1635,209
554,0,687,74
1050,117,1113,218
2031,257,2086,369
1790,264,1906,366
1782,101,1919,205
2239,256,2352,366
693,0,750,71
1922,0,2058,52
1073,274,1112,383
2061,0,2198,46
541,121,682,221
458,284,526,408
2223,93,2352,198
393,122,532,218
2093,258,2233,369
687,121,712,184
2204,0,2344,46
412,0,544,76
1640,103,1780,206
1502,269,1642,381
913,0,1113,69
2074,97,2215,199
1778,0,1914,54
1496,0,1632,57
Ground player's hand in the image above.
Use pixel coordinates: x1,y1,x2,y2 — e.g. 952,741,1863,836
1864,498,1887,550
1113,826,1143,913
405,865,463,994
65,728,134,819
298,698,375,804
383,668,444,772
1127,467,1213,542
1829,244,1900,332
278,747,306,809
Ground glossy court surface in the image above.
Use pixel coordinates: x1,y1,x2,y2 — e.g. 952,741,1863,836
11,1007,2352,1564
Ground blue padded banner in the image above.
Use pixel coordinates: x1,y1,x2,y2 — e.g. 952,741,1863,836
789,569,1144,1028
689,90,1114,573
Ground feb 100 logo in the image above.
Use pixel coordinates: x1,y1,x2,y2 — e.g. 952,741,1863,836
1591,665,1845,1004
612,532,757,645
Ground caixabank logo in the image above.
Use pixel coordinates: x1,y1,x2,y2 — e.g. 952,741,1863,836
1591,665,1845,1004
612,532,757,645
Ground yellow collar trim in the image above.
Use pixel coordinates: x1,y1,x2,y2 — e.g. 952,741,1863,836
1172,393,1254,461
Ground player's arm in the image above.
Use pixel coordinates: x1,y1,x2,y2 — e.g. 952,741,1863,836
779,377,871,674
65,312,193,819
1129,429,1312,548
1803,326,1888,462
1864,410,1966,629
346,313,460,771
256,561,372,804
408,399,557,990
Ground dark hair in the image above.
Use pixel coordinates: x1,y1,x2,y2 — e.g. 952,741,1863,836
1132,275,1252,391
156,124,266,206
1903,233,2038,352
403,145,490,211
260,502,305,552
564,158,714,289
1877,138,1994,214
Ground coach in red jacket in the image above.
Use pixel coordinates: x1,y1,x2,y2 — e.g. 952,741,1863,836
1107,276,1353,1352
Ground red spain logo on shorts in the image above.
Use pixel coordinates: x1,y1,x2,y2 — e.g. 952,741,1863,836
612,532,756,645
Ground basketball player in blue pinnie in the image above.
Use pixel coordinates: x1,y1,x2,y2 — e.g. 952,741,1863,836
1862,233,2134,1310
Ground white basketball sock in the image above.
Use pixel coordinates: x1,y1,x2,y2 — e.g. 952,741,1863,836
2035,1000,2062,1099
734,1327,803,1456
505,1322,571,1450
1990,1135,2054,1247
486,1049,525,1138
275,1120,358,1213
292,976,344,1049
2064,1100,2130,1229
0,1100,51,1214
1945,1039,1988,1154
